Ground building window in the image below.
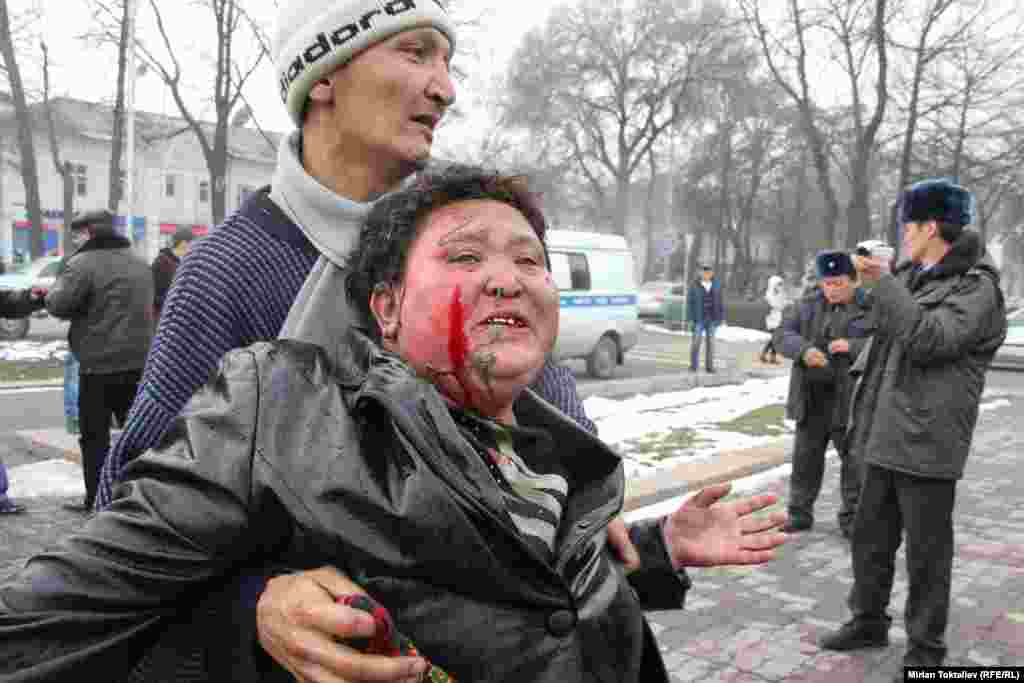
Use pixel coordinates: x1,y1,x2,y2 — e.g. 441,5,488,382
165,174,177,198
198,180,210,203
72,164,87,197
548,252,591,291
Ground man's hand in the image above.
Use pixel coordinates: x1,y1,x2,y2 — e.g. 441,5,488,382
606,515,640,572
662,483,788,568
30,287,47,301
852,254,890,283
828,338,850,355
803,347,829,368
257,567,428,683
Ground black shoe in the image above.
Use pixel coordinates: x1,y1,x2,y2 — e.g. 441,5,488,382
62,501,92,513
706,369,716,374
0,503,26,515
820,619,889,651
904,646,945,668
689,367,698,373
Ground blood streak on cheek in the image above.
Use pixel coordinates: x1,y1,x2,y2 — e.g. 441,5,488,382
446,285,475,404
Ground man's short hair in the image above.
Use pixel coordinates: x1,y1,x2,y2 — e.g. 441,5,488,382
345,164,549,342
171,227,196,248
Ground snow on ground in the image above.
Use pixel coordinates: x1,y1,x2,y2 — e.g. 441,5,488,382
0,340,68,362
587,375,792,478
7,459,84,498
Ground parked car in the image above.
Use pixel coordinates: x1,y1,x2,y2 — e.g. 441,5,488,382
638,280,682,319
547,230,640,379
0,255,63,340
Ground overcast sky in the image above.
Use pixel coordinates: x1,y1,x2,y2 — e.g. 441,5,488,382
7,0,555,157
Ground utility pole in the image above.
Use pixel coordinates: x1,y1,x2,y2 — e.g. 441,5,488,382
123,0,138,246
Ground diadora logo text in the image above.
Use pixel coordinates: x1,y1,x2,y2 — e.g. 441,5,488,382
279,0,445,104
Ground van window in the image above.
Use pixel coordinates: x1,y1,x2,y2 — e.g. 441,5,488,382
549,252,591,291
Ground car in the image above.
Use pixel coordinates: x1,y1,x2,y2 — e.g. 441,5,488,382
0,255,63,340
637,280,682,319
546,230,640,379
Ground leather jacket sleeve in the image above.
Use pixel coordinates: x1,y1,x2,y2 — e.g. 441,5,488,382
626,518,691,610
0,348,291,683
0,288,44,318
43,256,91,320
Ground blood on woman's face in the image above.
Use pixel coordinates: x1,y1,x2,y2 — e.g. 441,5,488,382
373,199,559,422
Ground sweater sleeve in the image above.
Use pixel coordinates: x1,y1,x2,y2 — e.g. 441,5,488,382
96,241,251,510
529,358,598,436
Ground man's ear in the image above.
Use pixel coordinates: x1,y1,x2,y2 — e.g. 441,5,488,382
308,78,334,104
369,282,401,344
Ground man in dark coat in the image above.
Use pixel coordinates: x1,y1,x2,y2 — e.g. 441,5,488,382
44,209,154,512
150,226,196,318
779,251,873,536
820,179,1006,678
686,264,725,372
0,287,48,514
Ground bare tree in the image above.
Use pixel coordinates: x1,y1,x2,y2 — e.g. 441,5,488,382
135,0,265,224
0,0,45,259
502,0,732,236
742,0,842,249
885,0,977,247
40,41,75,253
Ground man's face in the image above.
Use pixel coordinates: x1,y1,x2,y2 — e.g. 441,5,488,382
701,268,713,282
902,220,934,262
374,199,559,418
70,229,91,247
821,274,854,304
327,27,454,168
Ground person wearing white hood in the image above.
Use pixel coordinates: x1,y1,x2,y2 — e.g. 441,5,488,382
760,274,787,364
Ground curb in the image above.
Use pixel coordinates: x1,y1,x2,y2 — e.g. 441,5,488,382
624,438,792,511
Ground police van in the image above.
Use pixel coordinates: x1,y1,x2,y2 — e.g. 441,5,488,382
546,230,640,378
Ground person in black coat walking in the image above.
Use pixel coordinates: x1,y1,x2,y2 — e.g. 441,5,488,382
150,227,196,319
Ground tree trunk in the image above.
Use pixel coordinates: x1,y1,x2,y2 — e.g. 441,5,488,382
108,0,131,211
61,163,75,255
0,0,45,259
613,175,631,237
641,158,661,283
801,114,840,249
846,171,872,248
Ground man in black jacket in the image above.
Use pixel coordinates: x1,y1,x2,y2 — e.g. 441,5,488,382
0,287,48,514
779,251,873,537
820,179,1006,678
44,209,154,512
150,226,195,318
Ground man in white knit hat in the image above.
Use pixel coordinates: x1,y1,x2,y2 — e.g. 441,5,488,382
85,1,645,681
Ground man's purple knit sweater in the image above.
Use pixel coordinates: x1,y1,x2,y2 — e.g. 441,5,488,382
96,189,596,509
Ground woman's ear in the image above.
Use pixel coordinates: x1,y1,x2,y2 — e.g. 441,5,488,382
308,78,334,104
369,283,401,346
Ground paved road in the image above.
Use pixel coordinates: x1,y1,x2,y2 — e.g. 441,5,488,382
645,389,1024,681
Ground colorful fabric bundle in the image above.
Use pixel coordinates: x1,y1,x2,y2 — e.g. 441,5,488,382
337,594,455,682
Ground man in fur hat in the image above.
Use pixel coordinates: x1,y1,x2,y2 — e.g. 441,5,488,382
820,179,1006,678
778,250,873,537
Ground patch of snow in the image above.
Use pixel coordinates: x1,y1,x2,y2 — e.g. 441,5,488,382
643,322,770,344
7,459,84,499
0,340,68,362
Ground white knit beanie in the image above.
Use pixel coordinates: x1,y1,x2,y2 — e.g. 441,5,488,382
274,0,456,127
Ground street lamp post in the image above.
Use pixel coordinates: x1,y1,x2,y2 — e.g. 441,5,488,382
123,0,139,246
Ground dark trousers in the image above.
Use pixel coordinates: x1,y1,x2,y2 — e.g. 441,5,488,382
787,395,859,530
848,464,956,665
690,321,717,370
79,369,142,508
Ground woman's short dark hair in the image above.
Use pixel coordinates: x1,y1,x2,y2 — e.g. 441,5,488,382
345,164,549,341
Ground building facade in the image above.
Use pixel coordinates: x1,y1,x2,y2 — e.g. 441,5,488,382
0,94,282,266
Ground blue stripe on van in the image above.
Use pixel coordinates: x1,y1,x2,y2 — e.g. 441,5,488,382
559,295,638,307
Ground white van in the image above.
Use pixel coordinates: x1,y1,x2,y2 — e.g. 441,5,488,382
546,230,640,378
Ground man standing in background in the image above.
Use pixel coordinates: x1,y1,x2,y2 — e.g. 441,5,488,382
778,251,873,537
820,179,1006,677
687,264,724,373
45,209,154,512
151,227,196,319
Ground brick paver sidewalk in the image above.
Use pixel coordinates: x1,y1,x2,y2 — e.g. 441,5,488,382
647,393,1024,681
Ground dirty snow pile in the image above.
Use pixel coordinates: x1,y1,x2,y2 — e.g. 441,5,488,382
0,340,68,362
643,322,771,344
